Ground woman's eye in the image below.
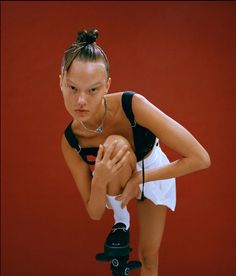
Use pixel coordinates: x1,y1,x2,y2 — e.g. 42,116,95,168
89,88,97,93
67,84,77,92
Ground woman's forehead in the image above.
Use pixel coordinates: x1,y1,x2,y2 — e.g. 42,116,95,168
70,60,106,73
65,60,107,85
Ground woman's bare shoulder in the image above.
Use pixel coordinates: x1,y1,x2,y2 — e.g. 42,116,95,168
106,91,124,101
105,91,125,116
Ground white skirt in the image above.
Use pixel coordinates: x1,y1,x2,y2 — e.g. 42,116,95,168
136,140,176,212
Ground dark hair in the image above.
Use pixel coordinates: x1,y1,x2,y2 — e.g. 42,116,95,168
61,29,110,78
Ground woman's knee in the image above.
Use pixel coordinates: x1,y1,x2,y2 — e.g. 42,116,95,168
103,135,136,169
103,135,132,150
139,249,159,271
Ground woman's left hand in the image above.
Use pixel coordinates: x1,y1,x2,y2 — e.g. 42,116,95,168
115,171,142,208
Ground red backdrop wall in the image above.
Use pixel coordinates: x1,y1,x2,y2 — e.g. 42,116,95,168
1,1,236,275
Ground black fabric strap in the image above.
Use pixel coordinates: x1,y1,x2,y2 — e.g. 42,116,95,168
140,158,145,201
64,121,98,165
121,91,136,127
64,121,81,152
121,91,156,162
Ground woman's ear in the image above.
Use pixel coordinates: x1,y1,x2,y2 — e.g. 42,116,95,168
105,77,111,93
59,74,63,91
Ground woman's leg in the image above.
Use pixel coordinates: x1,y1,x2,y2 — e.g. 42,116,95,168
103,135,136,195
136,200,167,276
102,135,136,249
103,135,136,226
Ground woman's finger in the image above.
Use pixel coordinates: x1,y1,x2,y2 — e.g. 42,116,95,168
103,140,117,161
113,151,130,174
121,197,130,209
115,194,125,201
115,192,129,208
110,145,128,166
96,144,103,163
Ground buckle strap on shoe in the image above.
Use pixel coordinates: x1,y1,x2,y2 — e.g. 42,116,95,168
112,227,127,233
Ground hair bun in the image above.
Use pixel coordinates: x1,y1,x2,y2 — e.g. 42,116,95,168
76,29,99,45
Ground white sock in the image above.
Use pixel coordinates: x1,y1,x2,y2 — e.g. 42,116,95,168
106,194,130,230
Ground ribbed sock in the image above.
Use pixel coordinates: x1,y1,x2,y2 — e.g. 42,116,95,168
106,194,130,230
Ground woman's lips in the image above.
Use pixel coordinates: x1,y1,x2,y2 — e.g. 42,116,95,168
74,109,89,115
75,109,89,112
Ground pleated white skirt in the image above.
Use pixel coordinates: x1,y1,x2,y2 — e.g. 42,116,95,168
136,140,176,211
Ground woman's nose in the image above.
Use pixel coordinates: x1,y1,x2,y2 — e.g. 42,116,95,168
77,93,86,106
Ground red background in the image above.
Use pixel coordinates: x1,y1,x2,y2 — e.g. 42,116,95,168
1,1,236,275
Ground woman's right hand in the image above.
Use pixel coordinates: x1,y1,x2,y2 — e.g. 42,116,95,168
93,141,130,185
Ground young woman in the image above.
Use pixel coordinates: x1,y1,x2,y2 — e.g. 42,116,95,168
60,29,211,276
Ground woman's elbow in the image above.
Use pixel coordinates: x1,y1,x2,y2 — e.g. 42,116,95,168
204,152,211,168
87,206,104,221
89,213,103,221
198,150,211,170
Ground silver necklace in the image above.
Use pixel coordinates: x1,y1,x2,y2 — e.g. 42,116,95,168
80,98,107,134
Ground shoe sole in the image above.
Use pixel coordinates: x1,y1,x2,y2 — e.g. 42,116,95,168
104,243,131,256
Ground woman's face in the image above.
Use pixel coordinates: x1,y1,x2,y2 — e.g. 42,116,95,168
60,60,111,122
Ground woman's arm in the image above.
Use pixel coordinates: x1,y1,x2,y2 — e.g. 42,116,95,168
132,94,211,184
61,135,107,220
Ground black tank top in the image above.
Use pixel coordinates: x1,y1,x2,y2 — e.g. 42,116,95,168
64,91,157,165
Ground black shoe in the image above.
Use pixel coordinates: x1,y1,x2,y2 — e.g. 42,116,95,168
104,223,130,256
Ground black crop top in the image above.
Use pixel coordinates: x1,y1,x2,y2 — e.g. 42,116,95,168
64,91,157,165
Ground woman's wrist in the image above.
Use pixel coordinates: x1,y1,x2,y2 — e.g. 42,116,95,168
133,170,142,186
91,174,108,189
